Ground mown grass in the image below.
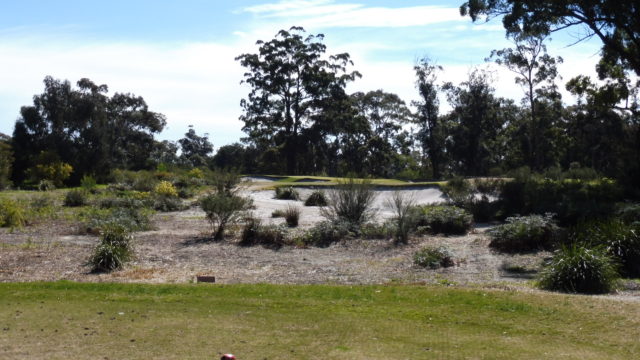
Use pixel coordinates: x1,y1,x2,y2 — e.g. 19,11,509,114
0,282,638,359
250,175,445,189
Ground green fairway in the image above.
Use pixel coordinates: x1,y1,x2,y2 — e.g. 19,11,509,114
250,175,446,189
0,282,638,359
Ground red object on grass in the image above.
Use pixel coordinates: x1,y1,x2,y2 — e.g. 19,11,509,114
221,354,236,360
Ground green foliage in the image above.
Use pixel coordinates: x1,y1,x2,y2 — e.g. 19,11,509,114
239,217,286,248
572,219,640,277
539,244,619,294
64,189,88,207
88,223,134,272
0,133,13,190
414,246,455,269
210,169,242,195
154,181,178,198
415,205,473,235
303,220,352,247
200,193,252,240
442,177,475,205
499,178,623,225
0,198,27,229
322,178,377,227
283,205,301,227
488,214,560,253
616,203,640,226
271,209,285,218
304,190,328,206
274,186,300,200
112,170,158,192
27,161,73,188
152,196,185,212
80,175,97,193
83,207,153,234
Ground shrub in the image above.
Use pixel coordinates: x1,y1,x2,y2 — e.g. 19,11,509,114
284,205,301,227
27,161,73,187
88,223,134,272
98,196,146,209
187,168,205,179
29,193,56,211
488,214,559,253
414,246,455,269
271,209,285,218
210,169,242,195
616,203,640,225
303,220,352,246
80,175,98,193
64,189,88,207
538,244,618,294
0,198,27,229
239,217,286,248
152,195,185,212
304,190,328,206
386,191,417,244
37,179,56,191
200,193,252,240
415,205,473,235
83,207,153,234
322,178,377,226
573,219,640,277
274,186,300,200
442,177,474,206
154,181,178,198
359,221,394,239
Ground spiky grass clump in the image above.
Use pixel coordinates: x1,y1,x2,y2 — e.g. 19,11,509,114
538,244,618,294
304,190,328,206
88,223,134,272
322,178,377,227
64,189,88,207
274,187,300,200
284,205,301,227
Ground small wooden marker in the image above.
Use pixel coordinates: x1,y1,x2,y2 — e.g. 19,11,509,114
195,275,216,283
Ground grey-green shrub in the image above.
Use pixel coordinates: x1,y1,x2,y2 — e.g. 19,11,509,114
538,244,618,294
80,175,98,193
415,205,473,235
200,192,252,240
322,178,377,227
274,186,300,200
83,207,153,234
414,246,455,269
88,223,134,272
239,217,286,248
64,189,88,207
304,220,352,246
271,209,285,218
488,214,559,253
304,190,328,206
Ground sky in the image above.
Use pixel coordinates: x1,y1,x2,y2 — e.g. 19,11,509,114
0,0,604,147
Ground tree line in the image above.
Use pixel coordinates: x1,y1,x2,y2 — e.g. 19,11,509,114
0,0,638,195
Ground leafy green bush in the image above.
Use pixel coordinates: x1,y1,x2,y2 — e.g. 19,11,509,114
488,214,560,253
415,205,473,235
80,175,98,193
304,190,328,206
284,205,301,227
359,221,394,240
239,217,286,248
152,195,185,212
538,244,618,294
83,207,153,234
442,177,474,206
98,196,147,209
303,220,352,246
414,246,455,269
200,193,252,240
88,223,134,272
0,198,27,229
64,189,88,207
573,219,640,277
322,178,377,226
274,186,300,200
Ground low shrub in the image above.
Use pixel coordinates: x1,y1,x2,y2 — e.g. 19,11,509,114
488,214,560,253
200,192,252,240
616,203,640,225
386,191,417,244
283,205,301,227
538,244,618,294
271,209,285,218
415,205,473,235
154,181,178,198
239,217,286,248
414,246,455,269
80,175,98,193
274,186,300,200
88,223,134,272
573,219,640,277
0,198,27,229
152,195,185,212
177,187,196,199
98,196,147,209
303,220,352,246
359,221,394,240
83,207,153,234
304,190,328,206
29,193,56,211
442,177,474,206
64,189,88,207
322,178,377,226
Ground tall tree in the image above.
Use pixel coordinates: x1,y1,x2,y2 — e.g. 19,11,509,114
178,126,213,167
236,26,360,174
412,57,445,179
461,0,640,76
0,133,13,189
487,34,563,170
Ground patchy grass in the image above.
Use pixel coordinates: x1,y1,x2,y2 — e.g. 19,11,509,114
251,175,445,189
0,282,638,359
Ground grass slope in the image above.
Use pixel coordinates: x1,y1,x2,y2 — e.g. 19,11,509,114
251,175,445,189
1,282,638,359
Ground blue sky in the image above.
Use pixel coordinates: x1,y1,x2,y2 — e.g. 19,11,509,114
0,0,603,146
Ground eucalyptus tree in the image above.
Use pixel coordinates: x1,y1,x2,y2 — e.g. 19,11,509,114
178,126,213,167
236,26,360,174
